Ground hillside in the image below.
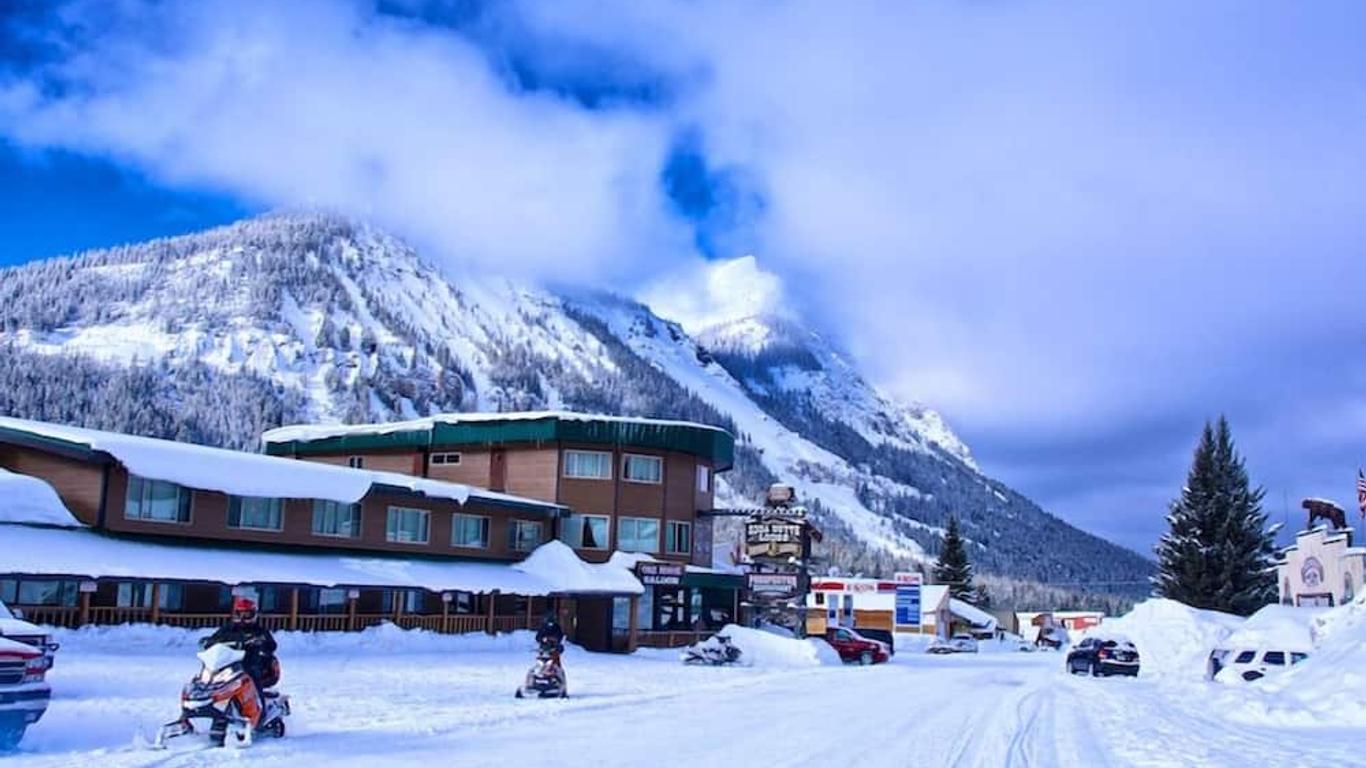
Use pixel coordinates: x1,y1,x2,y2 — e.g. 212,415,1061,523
0,213,1152,600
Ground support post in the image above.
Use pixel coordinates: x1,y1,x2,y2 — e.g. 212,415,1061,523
393,590,404,624
289,588,300,632
442,594,451,634
347,594,358,632
486,591,498,635
78,590,91,627
627,595,639,653
525,596,534,630
149,582,162,625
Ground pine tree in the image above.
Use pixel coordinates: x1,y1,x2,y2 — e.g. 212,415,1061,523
1154,417,1277,616
934,516,977,603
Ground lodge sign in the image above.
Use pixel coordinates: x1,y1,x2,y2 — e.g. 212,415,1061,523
745,520,804,559
635,562,684,587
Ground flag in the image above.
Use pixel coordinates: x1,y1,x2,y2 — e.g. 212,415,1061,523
1357,469,1366,518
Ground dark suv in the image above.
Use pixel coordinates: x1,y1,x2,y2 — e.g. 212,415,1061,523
1066,636,1140,677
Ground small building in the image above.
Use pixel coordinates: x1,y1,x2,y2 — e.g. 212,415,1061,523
1275,526,1365,608
1012,611,1104,643
804,578,953,638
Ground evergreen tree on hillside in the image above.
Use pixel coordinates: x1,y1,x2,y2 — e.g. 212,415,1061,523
1154,417,1277,616
934,516,978,603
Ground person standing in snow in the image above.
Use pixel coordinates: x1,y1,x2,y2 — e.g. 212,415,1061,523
202,596,280,691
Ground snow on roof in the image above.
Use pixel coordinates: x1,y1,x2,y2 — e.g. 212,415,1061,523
948,598,997,629
262,409,731,444
0,468,84,528
920,585,949,612
0,525,640,596
1220,604,1325,652
0,417,561,514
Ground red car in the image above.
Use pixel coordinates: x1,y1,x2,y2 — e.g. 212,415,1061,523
824,627,891,665
0,637,51,751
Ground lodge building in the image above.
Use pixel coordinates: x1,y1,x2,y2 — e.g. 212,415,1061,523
0,412,742,651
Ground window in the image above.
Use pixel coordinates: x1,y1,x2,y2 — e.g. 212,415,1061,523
117,582,183,611
125,475,191,523
559,514,610,550
697,465,711,493
390,589,425,613
1263,651,1286,666
312,500,362,538
451,514,490,549
1345,573,1356,604
386,506,430,544
1234,650,1256,664
347,456,364,469
1291,652,1308,665
228,496,284,531
430,452,462,466
617,517,660,554
622,454,663,484
665,521,692,555
564,450,612,480
5,579,78,607
509,519,543,552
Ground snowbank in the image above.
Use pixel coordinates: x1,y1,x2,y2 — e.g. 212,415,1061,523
263,410,731,446
0,468,83,527
1250,594,1366,726
51,622,549,656
1083,599,1242,680
514,541,644,595
948,598,997,630
1219,604,1322,653
713,625,840,668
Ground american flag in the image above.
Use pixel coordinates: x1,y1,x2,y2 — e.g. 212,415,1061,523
1357,469,1366,518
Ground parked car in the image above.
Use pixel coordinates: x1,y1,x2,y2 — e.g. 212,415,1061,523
1207,647,1309,683
927,634,979,654
1066,635,1140,677
824,627,891,665
0,602,58,672
0,636,51,751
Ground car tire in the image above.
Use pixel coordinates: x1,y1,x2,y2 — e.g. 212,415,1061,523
859,651,873,666
1090,661,1101,677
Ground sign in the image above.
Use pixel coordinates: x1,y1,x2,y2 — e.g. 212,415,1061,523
895,582,922,628
894,571,922,585
745,520,804,559
1302,557,1324,588
746,572,801,600
635,562,684,587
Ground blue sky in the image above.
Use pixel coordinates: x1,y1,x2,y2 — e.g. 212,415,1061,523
3,1,1366,555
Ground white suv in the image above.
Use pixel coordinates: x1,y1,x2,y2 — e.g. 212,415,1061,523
1207,647,1308,683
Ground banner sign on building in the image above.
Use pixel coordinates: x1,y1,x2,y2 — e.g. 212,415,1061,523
635,562,684,587
745,520,805,559
890,573,923,628
746,572,801,600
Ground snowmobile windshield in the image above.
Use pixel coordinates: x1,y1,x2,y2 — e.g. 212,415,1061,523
197,643,246,674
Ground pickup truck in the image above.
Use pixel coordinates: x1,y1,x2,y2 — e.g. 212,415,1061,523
824,627,891,665
0,637,50,750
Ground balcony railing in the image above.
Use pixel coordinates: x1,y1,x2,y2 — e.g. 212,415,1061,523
9,604,533,636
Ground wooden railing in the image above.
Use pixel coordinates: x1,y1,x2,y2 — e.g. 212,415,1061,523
13,606,535,637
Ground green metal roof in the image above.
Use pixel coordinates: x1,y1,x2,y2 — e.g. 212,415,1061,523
265,413,735,470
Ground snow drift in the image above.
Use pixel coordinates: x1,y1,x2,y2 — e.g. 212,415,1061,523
1250,594,1366,727
0,468,83,527
1083,599,1242,680
708,625,840,668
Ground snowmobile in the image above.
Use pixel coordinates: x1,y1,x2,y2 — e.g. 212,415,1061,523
515,638,568,699
682,634,743,666
152,640,290,749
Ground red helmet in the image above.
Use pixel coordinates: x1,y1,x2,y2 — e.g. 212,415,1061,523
232,596,258,621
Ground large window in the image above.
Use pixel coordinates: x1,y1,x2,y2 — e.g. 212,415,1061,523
228,496,284,531
117,582,183,611
559,514,610,550
386,506,430,544
564,450,612,480
0,579,78,607
696,465,711,493
125,475,191,523
312,500,362,538
509,519,543,552
622,454,663,484
451,514,490,549
617,517,660,554
665,521,692,555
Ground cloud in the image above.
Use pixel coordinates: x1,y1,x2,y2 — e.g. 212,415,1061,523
5,0,1366,552
639,255,784,334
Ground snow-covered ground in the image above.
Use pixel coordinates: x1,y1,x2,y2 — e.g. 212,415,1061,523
6,618,1361,768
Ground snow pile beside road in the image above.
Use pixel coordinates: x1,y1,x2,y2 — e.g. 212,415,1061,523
717,625,840,668
1086,599,1241,680
0,468,83,527
1251,594,1366,726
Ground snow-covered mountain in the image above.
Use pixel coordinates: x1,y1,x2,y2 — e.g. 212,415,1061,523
0,212,1151,591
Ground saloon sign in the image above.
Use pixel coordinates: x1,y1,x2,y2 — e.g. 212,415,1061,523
635,562,684,587
745,520,805,560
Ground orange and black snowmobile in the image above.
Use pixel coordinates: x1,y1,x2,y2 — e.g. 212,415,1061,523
152,640,290,749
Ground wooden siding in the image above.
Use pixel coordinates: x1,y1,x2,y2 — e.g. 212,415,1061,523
426,449,492,487
503,447,559,502
0,446,106,525
306,450,422,475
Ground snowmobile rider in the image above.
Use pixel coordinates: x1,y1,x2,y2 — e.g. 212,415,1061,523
535,612,565,657
201,597,280,690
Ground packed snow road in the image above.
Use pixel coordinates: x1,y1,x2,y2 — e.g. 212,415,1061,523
6,627,1356,768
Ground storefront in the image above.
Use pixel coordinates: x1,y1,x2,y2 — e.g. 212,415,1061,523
1276,526,1365,608
619,562,743,649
